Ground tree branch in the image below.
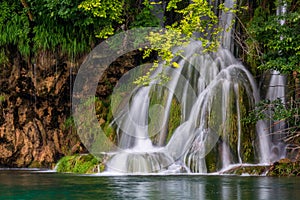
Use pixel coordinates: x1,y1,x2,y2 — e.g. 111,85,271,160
20,0,34,21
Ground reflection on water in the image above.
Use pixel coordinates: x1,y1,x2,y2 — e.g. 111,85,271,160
1,170,300,199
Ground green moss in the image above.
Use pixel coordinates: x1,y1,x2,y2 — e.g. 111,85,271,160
221,159,300,176
204,80,258,170
94,97,117,143
0,95,5,103
267,159,300,177
166,98,182,143
238,84,257,163
148,85,169,144
28,161,42,168
222,165,270,176
62,116,75,131
205,146,218,172
56,154,103,174
0,49,9,65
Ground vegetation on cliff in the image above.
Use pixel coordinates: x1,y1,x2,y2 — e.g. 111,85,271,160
0,0,161,167
240,0,300,155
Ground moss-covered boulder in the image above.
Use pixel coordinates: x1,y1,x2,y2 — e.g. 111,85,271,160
221,165,270,176
56,154,105,174
267,159,300,177
221,159,300,176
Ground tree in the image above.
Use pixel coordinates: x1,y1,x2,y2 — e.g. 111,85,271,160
247,1,300,74
132,0,231,84
0,0,129,64
243,0,300,150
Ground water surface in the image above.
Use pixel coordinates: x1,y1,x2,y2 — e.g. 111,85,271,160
0,170,300,199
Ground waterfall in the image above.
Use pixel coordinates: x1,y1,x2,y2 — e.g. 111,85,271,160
104,0,275,173
220,0,235,50
106,45,271,173
264,1,287,160
266,71,286,136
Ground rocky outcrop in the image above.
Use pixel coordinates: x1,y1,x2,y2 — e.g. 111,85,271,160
221,158,300,176
0,52,82,168
0,49,141,168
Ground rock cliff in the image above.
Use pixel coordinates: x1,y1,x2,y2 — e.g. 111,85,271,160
0,50,139,168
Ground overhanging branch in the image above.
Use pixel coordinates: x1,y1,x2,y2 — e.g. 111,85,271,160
20,0,34,21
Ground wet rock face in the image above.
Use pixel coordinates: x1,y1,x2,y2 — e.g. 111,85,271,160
0,51,140,168
0,53,82,168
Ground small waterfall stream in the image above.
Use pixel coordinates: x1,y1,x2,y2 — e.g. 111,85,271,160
104,0,282,173
264,1,287,160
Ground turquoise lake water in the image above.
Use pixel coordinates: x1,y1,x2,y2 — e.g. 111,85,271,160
1,170,300,199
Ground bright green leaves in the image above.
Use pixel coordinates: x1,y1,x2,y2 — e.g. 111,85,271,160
167,0,220,51
79,0,124,39
95,26,115,39
176,0,217,36
147,28,186,65
79,0,123,21
172,62,180,68
133,0,236,85
146,0,232,61
166,0,182,11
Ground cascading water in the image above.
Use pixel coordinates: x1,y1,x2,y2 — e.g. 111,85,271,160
220,0,235,50
264,1,287,160
104,0,276,173
105,43,273,173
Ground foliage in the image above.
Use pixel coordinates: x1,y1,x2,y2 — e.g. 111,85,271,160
130,0,161,28
150,0,222,57
0,1,31,56
0,0,168,64
240,0,300,157
79,0,161,35
78,0,124,38
56,154,103,174
167,98,182,143
244,98,300,144
0,0,131,63
134,0,235,85
30,0,122,53
222,159,300,176
221,165,269,175
267,159,300,176
62,116,75,131
246,0,300,74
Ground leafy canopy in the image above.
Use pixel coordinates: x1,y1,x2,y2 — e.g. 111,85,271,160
0,0,126,62
133,0,232,85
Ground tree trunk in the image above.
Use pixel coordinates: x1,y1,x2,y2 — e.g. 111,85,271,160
293,71,300,99
20,0,34,21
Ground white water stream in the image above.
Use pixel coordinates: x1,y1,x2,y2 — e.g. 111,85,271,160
104,0,286,174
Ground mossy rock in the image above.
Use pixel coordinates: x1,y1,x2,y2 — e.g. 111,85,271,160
56,154,104,174
222,159,300,176
28,161,43,168
267,159,300,177
221,165,270,176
